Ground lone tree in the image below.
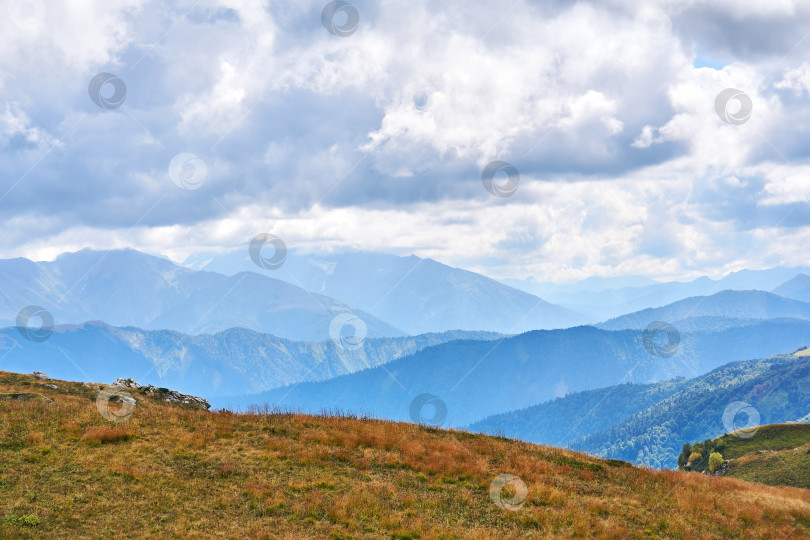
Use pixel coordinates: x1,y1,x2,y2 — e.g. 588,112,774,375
678,443,692,467
708,452,724,474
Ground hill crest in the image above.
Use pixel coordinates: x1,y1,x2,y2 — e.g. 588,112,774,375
1,370,809,538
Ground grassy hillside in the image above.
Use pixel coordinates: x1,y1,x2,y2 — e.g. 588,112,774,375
2,372,810,538
679,424,810,490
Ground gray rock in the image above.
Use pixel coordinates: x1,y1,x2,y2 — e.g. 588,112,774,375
111,378,210,410
33,371,47,379
112,378,141,389
43,384,58,390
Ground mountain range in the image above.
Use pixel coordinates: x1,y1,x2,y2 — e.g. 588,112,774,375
3,247,810,473
0,249,588,338
214,318,810,426
470,351,810,468
185,247,810,330
572,352,810,468
773,274,810,303
0,321,499,398
597,289,810,330
183,248,588,333
0,249,401,341
468,378,690,449
507,266,810,321
6,248,810,341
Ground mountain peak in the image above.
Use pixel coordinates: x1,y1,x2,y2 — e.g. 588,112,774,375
598,289,810,330
773,273,810,303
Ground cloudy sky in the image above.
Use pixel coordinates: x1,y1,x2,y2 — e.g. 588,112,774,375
2,0,810,284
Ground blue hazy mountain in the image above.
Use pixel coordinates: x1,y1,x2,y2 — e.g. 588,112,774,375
214,318,810,425
468,378,690,449
509,267,810,321
571,352,810,468
772,274,810,302
182,248,588,334
468,351,810,468
597,290,810,331
0,321,500,398
0,249,403,341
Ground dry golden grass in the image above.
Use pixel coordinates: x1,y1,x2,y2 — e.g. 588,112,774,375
1,371,809,539
82,426,136,445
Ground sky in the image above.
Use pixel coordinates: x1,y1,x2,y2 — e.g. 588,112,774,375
2,0,810,284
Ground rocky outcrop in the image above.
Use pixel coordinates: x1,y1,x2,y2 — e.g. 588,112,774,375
112,378,141,389
112,378,210,410
33,371,48,379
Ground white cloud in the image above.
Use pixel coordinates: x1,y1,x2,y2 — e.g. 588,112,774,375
1,0,810,284
775,63,810,95
0,103,61,149
757,164,810,206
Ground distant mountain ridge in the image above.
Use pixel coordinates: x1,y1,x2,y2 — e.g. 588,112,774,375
572,352,810,468
773,274,810,303
0,249,402,341
468,378,689,449
0,321,500,398
1,248,588,338
510,266,810,321
215,318,810,425
9,247,809,339
468,351,810,469
182,249,588,334
597,290,810,330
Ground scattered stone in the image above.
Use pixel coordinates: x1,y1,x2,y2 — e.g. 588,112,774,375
112,378,142,389
33,371,47,379
111,378,210,409
713,462,730,476
43,384,58,390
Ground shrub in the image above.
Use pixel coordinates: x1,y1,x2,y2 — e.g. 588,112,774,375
5,514,39,527
708,452,724,474
687,452,702,464
83,426,135,444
